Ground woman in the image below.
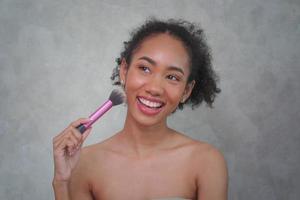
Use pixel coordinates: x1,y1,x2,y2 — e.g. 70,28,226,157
52,19,228,200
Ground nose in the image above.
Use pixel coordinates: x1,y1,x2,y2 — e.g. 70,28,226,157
145,75,164,97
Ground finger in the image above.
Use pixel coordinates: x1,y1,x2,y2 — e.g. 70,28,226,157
82,127,92,142
53,130,67,144
53,131,68,149
70,126,85,141
77,128,92,149
54,130,77,152
53,127,74,144
69,127,83,143
67,134,81,151
53,118,90,143
67,129,87,154
53,128,74,149
70,118,91,128
66,140,76,155
53,137,69,157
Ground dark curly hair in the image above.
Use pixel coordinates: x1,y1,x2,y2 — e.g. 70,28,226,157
111,18,220,109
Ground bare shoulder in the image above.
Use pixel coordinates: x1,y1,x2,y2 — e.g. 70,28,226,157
80,133,119,160
172,131,227,174
70,134,120,186
192,140,226,165
189,140,227,172
172,131,224,156
183,136,228,199
68,136,119,199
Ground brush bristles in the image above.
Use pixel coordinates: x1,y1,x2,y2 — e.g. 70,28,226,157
109,89,125,106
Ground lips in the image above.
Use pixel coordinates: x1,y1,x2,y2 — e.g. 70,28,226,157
137,97,163,108
136,96,165,115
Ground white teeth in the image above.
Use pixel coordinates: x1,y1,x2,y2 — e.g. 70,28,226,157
139,97,162,108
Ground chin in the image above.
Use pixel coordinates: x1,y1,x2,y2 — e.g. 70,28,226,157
126,104,166,127
126,95,178,127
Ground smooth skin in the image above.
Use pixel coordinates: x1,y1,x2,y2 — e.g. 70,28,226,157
52,33,228,200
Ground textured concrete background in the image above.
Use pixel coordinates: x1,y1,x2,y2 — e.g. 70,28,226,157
0,0,299,199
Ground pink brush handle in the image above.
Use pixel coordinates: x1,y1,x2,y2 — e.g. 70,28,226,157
85,100,113,128
76,100,113,133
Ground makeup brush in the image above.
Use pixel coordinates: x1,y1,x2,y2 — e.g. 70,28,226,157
76,89,125,134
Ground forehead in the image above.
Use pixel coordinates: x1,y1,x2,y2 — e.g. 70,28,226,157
131,33,190,70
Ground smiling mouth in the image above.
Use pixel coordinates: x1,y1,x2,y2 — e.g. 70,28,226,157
137,97,164,109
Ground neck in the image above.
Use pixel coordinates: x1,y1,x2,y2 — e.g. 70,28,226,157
119,112,174,158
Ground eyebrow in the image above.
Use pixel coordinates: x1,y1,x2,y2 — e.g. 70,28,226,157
138,56,185,75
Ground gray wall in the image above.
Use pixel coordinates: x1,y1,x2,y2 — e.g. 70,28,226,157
0,0,299,199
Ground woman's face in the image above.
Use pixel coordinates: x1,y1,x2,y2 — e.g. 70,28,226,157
120,33,194,127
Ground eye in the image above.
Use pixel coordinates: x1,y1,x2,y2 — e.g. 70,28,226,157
138,65,151,73
167,74,180,82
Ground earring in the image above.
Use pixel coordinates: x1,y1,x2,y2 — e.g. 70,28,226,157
181,97,185,103
120,80,125,88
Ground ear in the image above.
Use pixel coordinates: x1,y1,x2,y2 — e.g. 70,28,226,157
119,58,128,85
181,80,195,103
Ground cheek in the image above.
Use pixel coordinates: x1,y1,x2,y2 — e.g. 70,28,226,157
165,84,185,103
125,70,146,92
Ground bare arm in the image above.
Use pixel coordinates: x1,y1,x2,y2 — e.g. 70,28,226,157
197,146,228,200
52,181,70,200
52,118,93,200
68,148,95,200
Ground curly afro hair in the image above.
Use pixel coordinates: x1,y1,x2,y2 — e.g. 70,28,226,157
111,18,220,110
